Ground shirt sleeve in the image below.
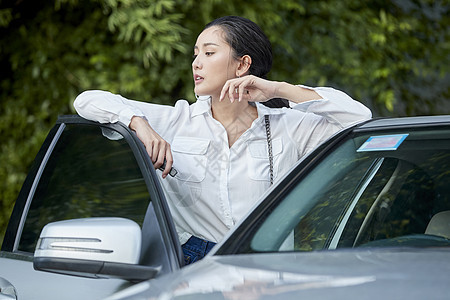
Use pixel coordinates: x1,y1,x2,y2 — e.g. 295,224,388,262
289,85,372,128
73,90,188,137
285,85,372,157
74,90,147,126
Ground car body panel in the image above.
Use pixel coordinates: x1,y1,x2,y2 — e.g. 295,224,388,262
106,249,450,300
0,254,131,300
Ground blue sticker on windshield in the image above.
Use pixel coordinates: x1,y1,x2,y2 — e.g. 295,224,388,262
357,134,409,152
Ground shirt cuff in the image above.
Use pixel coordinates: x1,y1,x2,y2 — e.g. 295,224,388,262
118,107,146,127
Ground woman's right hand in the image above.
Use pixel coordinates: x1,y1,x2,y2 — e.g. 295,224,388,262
130,116,173,179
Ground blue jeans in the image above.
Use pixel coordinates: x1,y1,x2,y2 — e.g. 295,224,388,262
182,235,216,265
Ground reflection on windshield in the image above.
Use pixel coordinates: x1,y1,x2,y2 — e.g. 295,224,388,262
244,127,450,253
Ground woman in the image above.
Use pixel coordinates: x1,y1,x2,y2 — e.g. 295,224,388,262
74,16,371,264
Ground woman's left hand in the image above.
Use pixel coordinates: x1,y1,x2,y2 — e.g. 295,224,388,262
219,75,280,103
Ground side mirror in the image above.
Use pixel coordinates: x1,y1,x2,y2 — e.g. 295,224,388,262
33,217,159,282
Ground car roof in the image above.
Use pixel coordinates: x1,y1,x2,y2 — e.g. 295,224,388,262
356,115,450,130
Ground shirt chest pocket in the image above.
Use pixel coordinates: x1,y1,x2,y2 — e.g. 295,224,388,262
246,138,283,181
172,137,210,182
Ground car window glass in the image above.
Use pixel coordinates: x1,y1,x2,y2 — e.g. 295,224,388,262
19,124,151,253
242,127,450,253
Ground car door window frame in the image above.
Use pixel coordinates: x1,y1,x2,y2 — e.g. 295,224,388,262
2,115,183,271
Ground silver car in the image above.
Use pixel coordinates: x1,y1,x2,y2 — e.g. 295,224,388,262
105,115,450,300
2,115,449,299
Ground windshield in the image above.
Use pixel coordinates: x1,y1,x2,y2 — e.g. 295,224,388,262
233,125,450,253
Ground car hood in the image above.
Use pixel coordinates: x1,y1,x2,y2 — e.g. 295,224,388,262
107,249,450,300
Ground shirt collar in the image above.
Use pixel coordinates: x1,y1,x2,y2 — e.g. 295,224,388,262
255,102,286,117
191,95,212,117
191,96,287,118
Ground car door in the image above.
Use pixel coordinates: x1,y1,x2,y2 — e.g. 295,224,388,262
0,115,182,300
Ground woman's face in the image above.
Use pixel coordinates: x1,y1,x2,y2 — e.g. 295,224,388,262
192,26,239,99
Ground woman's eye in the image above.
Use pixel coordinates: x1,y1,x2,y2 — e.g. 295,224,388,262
192,52,213,61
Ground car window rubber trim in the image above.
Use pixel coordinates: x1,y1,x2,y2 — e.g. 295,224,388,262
13,123,66,252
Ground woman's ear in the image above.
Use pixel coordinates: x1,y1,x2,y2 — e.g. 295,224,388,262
236,55,252,77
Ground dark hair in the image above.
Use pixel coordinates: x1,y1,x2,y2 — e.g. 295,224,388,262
204,16,289,108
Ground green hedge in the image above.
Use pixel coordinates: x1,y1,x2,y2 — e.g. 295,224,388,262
1,0,448,242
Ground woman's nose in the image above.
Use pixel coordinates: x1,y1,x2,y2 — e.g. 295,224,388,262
192,56,201,69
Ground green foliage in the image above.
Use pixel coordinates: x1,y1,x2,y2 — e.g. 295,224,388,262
0,0,449,241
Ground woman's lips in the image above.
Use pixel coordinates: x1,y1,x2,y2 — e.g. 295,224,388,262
194,75,204,84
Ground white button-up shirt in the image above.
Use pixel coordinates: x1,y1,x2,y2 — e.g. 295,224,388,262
74,86,371,243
